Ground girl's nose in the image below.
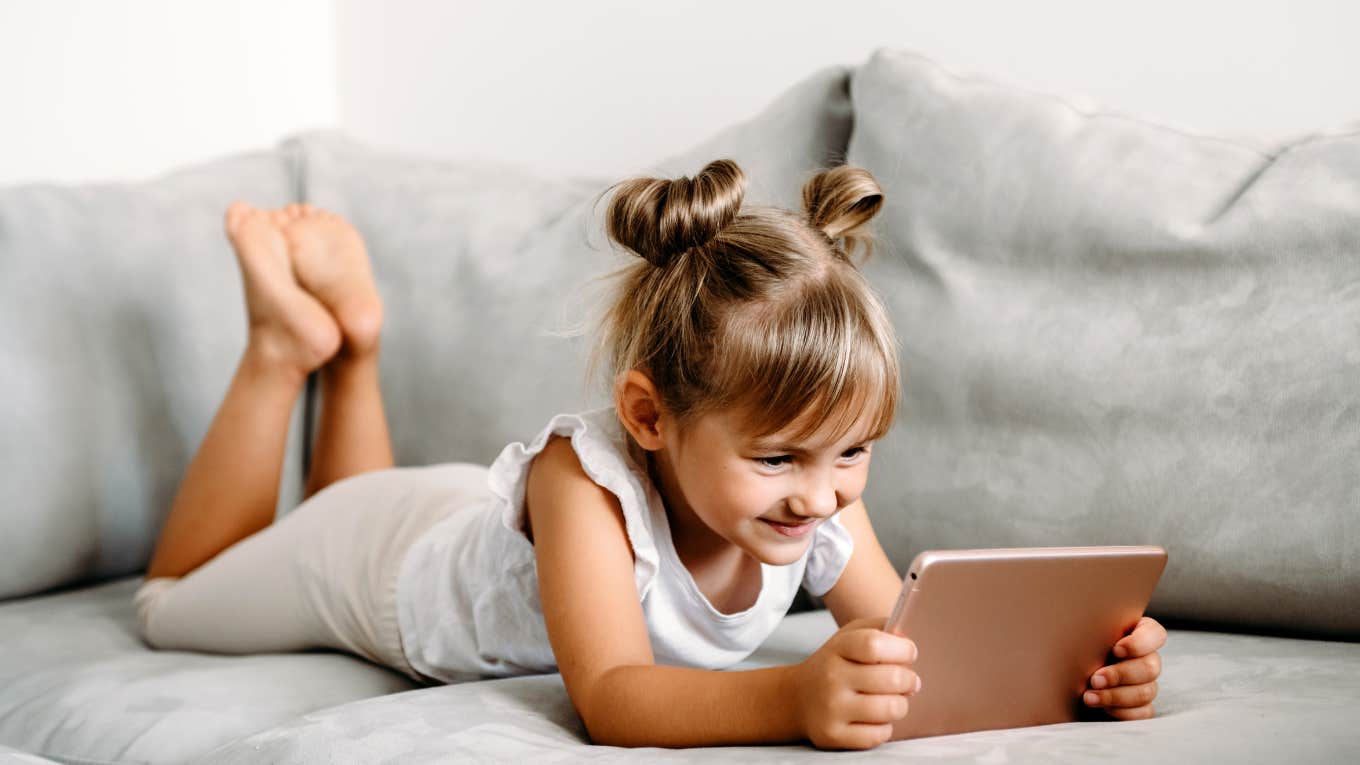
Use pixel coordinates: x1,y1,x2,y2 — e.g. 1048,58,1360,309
791,472,839,519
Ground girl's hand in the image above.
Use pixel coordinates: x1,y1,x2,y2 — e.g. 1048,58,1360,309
1084,616,1168,720
789,617,920,750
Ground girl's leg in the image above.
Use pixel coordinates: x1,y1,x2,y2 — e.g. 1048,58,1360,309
308,353,394,496
137,203,412,660
277,204,395,497
144,204,341,581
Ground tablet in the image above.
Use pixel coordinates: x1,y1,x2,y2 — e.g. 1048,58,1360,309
884,545,1167,740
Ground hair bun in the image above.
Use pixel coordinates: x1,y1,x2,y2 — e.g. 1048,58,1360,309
802,165,884,261
605,159,747,268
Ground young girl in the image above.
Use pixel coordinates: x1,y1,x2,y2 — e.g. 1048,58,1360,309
134,159,1166,750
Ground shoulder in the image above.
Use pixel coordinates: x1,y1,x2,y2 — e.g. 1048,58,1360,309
524,435,634,562
530,433,586,480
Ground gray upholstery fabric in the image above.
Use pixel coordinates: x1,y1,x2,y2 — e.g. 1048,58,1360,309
206,611,1360,764
0,577,416,765
0,153,309,601
847,49,1360,638
287,65,855,472
0,745,62,765
2,577,1356,764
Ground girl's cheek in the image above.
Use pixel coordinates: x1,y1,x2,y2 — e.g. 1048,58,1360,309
837,468,870,505
734,478,779,513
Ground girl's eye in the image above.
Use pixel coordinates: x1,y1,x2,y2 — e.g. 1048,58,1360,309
756,455,792,468
840,446,868,461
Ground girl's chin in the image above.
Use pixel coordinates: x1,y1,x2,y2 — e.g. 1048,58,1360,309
744,521,818,564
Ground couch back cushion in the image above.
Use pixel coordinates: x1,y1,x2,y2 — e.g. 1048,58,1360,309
849,49,1359,637
0,153,309,600
291,64,855,471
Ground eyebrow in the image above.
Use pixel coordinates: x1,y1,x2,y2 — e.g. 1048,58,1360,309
746,438,871,455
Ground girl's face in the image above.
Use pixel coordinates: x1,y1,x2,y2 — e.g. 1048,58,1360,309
650,405,876,567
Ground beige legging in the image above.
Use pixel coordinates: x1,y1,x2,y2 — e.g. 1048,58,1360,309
132,462,490,685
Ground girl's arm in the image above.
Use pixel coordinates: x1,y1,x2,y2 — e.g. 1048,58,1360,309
819,499,904,626
525,437,917,749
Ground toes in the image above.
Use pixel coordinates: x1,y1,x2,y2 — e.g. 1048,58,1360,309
231,206,272,239
291,203,340,222
225,201,253,234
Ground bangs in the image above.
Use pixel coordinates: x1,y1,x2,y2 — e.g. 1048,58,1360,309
708,269,899,445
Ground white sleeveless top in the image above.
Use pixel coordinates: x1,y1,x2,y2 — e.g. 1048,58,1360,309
394,407,855,685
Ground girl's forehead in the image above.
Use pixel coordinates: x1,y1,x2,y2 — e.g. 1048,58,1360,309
700,403,878,451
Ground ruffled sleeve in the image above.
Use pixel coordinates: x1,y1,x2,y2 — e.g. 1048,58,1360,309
486,408,662,599
801,512,855,597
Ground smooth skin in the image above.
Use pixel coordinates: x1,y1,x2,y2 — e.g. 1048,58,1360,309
149,204,1167,749
526,370,1168,749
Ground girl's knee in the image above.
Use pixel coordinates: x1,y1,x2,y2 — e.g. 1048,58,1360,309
132,576,179,648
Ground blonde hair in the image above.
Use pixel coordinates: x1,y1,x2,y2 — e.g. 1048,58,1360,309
593,158,898,443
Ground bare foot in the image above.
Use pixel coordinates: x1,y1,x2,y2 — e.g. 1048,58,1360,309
280,204,384,356
224,202,342,375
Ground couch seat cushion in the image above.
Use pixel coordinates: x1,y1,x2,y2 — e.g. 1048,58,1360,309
3,577,1358,764
0,578,415,765
200,610,1360,763
0,745,62,765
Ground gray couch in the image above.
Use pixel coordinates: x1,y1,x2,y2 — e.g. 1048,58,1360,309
2,48,1357,764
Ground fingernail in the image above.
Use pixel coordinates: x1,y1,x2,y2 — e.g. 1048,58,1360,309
1084,691,1101,706
1091,674,1107,689
1114,645,1127,658
914,675,923,693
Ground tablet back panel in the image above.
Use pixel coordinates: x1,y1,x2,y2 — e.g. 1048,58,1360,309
888,546,1167,740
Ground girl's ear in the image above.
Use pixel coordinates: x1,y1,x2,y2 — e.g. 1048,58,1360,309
615,370,667,451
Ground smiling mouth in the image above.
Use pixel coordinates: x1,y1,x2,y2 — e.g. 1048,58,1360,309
761,518,817,537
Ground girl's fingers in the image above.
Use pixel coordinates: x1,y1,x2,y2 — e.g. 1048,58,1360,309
847,661,921,695
1112,617,1168,658
840,627,918,666
1084,681,1158,709
1104,704,1155,721
847,691,911,724
839,722,896,750
1091,652,1162,689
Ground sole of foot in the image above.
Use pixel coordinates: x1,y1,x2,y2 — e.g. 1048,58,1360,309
224,201,342,376
280,204,384,356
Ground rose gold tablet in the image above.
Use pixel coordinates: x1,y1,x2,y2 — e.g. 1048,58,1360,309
884,546,1167,740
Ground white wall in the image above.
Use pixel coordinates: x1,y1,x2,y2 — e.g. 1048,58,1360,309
0,0,336,185
4,0,1357,185
335,0,1360,180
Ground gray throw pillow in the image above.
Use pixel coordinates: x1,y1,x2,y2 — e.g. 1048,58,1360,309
848,48,1360,637
0,152,308,600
